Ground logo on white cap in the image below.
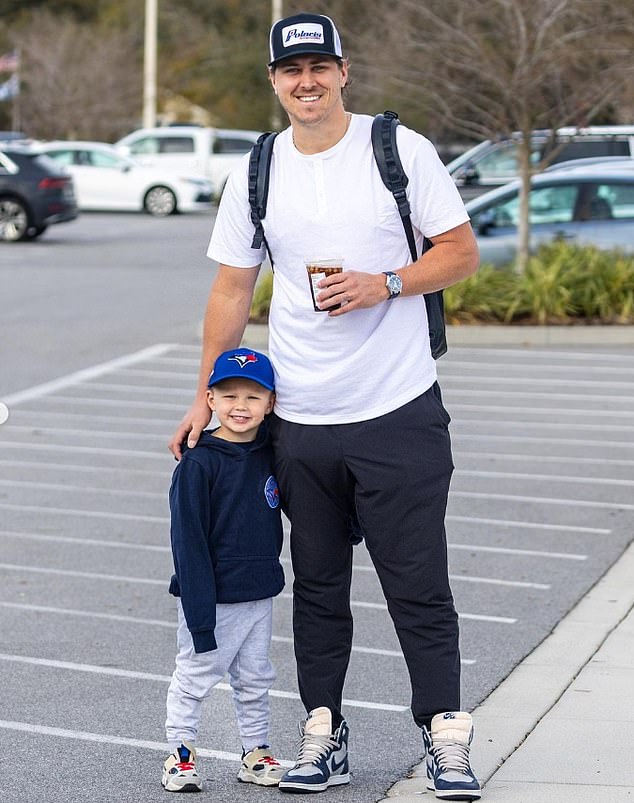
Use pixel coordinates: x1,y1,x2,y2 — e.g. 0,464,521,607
282,23,324,48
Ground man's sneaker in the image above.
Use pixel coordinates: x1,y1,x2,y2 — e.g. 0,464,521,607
279,706,350,793
237,745,285,786
422,712,481,800
161,741,202,793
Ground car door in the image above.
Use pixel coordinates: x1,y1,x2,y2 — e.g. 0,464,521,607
79,148,141,210
471,182,581,265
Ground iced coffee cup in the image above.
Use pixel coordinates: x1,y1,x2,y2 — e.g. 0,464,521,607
306,259,344,312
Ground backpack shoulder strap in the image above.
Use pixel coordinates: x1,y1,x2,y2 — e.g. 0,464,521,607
248,131,278,251
371,110,446,360
371,110,418,262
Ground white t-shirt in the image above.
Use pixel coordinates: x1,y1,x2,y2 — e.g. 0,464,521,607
208,113,469,425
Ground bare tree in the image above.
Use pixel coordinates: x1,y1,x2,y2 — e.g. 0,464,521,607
352,0,634,272
12,10,141,141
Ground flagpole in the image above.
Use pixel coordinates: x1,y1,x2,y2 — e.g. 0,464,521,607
143,0,157,127
12,48,20,132
270,0,283,130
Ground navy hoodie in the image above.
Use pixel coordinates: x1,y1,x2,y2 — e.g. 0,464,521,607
168,425,285,653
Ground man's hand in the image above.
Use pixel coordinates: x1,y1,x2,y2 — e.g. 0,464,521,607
316,270,387,315
168,397,212,460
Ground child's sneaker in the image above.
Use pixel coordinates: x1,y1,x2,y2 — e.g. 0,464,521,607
237,745,285,786
422,712,481,800
161,741,202,793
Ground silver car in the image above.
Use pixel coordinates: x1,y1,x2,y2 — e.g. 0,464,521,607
465,168,634,267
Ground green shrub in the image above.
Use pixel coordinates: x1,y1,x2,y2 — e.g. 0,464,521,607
248,245,634,325
249,270,273,323
444,266,515,323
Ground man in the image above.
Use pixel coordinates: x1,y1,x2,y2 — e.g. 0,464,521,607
169,12,481,801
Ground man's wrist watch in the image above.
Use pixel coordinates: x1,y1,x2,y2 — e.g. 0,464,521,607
383,271,403,300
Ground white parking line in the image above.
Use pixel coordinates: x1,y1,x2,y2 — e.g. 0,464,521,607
0,442,167,458
456,419,634,433
445,375,634,390
452,490,634,511
0,565,515,623
276,594,516,623
456,451,634,467
447,515,609,534
443,358,634,375
456,469,634,487
449,543,587,560
65,382,192,395
450,403,634,419
0,653,409,712
0,479,165,499
29,395,187,411
7,409,176,427
0,720,251,763
0,601,476,664
0,531,171,553
279,558,550,590
0,499,609,536
3,424,169,441
2,345,176,406
0,528,589,561
454,432,633,449
0,460,167,478
0,503,167,522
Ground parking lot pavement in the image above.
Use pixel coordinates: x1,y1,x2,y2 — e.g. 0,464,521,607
0,341,632,803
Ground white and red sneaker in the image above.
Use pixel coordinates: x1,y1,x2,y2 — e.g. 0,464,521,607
237,745,285,786
161,741,202,793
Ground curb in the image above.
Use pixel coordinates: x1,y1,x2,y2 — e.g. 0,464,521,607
241,323,634,349
376,541,634,800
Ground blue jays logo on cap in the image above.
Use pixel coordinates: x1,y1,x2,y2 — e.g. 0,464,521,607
228,353,258,369
208,348,275,391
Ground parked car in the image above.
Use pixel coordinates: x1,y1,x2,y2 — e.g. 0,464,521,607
0,146,78,242
447,126,634,200
32,141,214,216
544,156,634,173
114,126,261,199
466,168,634,266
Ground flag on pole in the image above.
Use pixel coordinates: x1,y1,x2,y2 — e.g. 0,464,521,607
0,73,19,101
0,51,19,72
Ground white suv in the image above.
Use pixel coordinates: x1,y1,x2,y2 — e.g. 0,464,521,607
114,126,261,199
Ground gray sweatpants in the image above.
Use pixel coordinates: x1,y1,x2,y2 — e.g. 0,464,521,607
165,597,276,752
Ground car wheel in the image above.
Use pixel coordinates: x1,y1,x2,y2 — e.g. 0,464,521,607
0,197,31,242
144,186,177,216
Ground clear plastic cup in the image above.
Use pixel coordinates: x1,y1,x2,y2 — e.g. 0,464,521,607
306,259,344,312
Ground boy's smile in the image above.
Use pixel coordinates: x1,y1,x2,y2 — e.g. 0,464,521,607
207,378,274,442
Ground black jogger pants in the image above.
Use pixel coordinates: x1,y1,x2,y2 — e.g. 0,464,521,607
269,384,461,730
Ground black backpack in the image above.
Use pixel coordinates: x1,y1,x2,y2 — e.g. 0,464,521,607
248,110,447,359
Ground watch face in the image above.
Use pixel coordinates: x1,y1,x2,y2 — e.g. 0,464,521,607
387,273,402,296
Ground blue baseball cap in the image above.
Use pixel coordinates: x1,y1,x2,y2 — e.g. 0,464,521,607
207,349,275,391
269,13,343,67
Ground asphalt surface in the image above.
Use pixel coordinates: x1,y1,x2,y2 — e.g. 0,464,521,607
1,213,633,802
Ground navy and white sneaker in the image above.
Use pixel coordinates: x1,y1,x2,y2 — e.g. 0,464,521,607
279,707,350,793
422,712,481,800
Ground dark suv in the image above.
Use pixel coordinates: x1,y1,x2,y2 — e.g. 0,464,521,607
0,146,79,242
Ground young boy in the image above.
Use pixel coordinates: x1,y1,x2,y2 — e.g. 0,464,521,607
162,348,286,792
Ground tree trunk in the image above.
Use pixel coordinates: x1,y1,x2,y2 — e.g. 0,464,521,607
515,135,533,274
